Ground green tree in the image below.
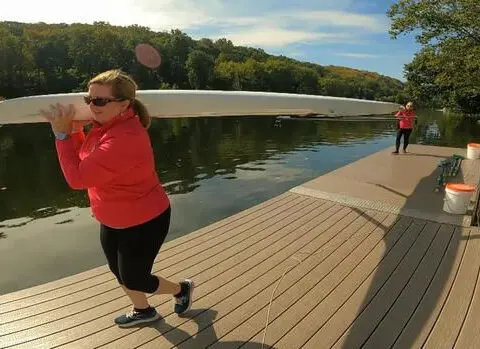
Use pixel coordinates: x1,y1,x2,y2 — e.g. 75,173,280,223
236,58,267,91
263,58,296,93
165,29,194,88
0,25,34,97
196,38,219,57
186,50,215,89
388,0,480,113
293,66,319,95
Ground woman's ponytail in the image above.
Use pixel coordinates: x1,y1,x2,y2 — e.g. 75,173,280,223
133,98,151,129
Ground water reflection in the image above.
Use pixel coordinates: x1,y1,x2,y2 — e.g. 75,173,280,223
1,112,479,225
414,112,480,147
0,116,392,222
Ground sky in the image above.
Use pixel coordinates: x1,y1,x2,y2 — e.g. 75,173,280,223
0,0,421,81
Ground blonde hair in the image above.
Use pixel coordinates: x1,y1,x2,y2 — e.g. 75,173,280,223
88,69,151,128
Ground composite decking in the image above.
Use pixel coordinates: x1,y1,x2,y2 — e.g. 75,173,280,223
1,145,480,349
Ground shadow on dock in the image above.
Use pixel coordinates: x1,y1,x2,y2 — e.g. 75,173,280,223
147,308,277,348
341,161,467,348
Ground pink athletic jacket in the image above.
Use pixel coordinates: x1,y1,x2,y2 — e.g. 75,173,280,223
54,108,170,228
395,109,416,129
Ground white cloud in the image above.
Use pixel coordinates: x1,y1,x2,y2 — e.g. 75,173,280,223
283,50,307,59
2,0,126,25
129,0,223,30
337,53,383,58
1,0,387,48
202,10,387,33
289,11,388,32
0,0,214,30
212,27,353,47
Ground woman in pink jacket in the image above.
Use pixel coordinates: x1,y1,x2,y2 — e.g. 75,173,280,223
41,69,194,327
393,101,416,154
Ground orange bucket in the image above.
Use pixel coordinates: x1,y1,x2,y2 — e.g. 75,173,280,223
444,183,476,214
467,143,480,159
445,183,476,192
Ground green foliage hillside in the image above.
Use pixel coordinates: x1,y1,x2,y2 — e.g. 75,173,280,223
0,21,404,102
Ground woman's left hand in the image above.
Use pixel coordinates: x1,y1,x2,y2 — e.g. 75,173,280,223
40,103,76,134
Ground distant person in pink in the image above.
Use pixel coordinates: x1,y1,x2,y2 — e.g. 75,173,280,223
393,102,416,154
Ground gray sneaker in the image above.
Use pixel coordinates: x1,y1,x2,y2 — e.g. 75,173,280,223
174,279,194,315
114,307,161,328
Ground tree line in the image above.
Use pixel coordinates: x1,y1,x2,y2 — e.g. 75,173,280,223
0,21,405,103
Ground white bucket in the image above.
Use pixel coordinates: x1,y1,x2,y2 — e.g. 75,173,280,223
467,143,480,160
443,183,475,214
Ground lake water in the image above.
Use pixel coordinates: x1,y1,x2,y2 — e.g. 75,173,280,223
1,111,479,293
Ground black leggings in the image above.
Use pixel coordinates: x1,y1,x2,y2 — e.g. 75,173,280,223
100,207,171,293
396,128,412,151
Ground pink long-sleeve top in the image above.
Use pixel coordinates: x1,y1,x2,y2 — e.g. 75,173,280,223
395,109,416,129
54,108,170,228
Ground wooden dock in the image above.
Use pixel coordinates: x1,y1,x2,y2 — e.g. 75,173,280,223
2,144,480,349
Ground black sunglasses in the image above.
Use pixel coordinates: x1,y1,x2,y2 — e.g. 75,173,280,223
83,96,125,107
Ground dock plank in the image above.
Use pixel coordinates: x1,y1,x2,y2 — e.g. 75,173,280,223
422,228,480,349
391,227,470,349
275,218,425,348
238,212,402,348
453,231,480,349
308,220,440,349
359,224,456,349
210,211,396,347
